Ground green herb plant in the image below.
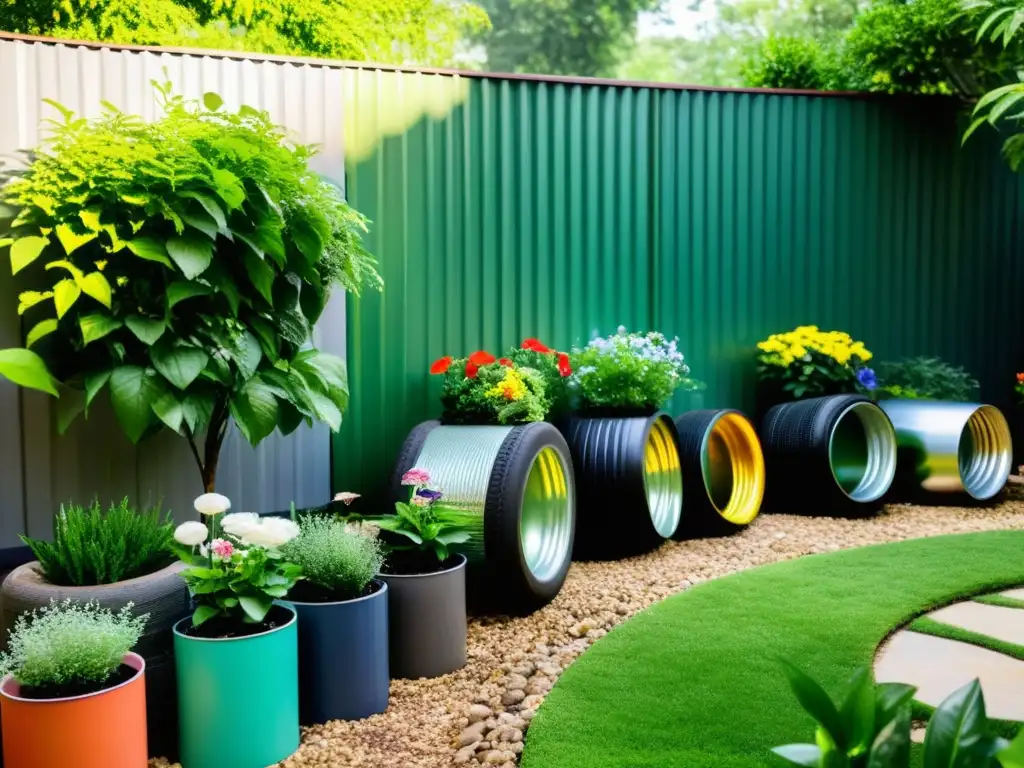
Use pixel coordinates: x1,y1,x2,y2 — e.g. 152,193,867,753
0,85,380,492
21,498,174,587
878,357,979,402
773,661,1023,767
0,599,147,692
281,516,383,600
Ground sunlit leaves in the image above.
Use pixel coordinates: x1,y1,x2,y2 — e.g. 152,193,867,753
26,319,58,349
0,349,57,395
10,236,49,274
80,314,123,345
53,279,81,318
127,237,173,268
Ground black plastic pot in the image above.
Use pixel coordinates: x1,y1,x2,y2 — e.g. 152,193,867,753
562,412,684,559
378,555,467,680
288,580,390,724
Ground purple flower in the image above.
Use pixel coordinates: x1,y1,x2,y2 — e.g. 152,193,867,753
856,367,878,391
416,488,444,503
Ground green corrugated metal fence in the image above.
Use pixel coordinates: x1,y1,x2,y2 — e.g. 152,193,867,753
338,71,1024,494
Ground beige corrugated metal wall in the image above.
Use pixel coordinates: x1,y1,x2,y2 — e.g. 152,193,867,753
0,38,345,543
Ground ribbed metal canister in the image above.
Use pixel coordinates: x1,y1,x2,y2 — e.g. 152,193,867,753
880,401,1013,500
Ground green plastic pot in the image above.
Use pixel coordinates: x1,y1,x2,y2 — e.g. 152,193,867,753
173,605,299,768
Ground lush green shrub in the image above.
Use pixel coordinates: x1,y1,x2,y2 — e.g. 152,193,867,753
878,357,979,402
507,338,572,416
0,600,147,690
741,35,842,90
281,516,383,600
432,351,550,425
570,327,698,412
0,85,379,492
757,326,875,400
21,499,174,587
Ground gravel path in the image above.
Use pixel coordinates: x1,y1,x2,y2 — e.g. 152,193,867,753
150,499,1024,768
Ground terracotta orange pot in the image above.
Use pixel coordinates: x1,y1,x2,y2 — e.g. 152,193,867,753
0,652,147,768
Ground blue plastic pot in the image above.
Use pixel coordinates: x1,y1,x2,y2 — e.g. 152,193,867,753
287,580,389,723
173,605,299,768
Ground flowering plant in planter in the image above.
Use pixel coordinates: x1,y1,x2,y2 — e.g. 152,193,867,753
507,338,573,415
571,327,699,413
172,494,302,634
1016,372,1024,403
431,350,550,424
757,326,875,400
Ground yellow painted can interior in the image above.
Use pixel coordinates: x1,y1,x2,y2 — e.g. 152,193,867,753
703,412,765,525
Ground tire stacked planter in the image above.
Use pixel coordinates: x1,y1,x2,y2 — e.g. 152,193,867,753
761,394,898,515
0,562,188,760
674,410,766,537
879,400,1013,501
564,412,684,559
391,420,576,614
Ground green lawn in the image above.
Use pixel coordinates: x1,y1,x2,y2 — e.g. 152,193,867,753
522,531,1024,768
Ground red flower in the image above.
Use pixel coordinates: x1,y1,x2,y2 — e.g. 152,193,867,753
1017,372,1024,384
466,361,480,379
430,356,454,375
557,352,572,378
522,338,552,354
499,358,514,367
468,350,497,366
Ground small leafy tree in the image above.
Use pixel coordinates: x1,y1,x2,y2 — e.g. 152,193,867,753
0,86,380,492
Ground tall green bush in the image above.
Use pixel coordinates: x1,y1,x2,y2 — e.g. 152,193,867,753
877,357,979,402
741,36,843,90
0,86,380,491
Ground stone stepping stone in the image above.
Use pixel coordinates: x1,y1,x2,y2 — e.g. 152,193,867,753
1003,588,1024,601
928,602,1024,647
875,631,1024,722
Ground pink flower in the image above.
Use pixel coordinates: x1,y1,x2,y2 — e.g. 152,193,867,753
402,468,431,486
334,492,362,506
410,495,431,507
210,538,235,559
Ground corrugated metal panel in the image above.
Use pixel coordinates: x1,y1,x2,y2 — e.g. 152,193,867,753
339,71,1024,495
0,39,345,539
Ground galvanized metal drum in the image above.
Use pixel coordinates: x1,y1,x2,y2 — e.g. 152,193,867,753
563,412,684,559
879,400,1013,501
674,409,766,537
391,421,575,613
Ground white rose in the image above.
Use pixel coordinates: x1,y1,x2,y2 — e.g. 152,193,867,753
174,521,209,547
194,493,231,517
221,512,261,539
242,517,301,549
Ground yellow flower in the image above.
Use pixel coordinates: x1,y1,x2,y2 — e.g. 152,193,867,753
790,345,807,358
485,369,527,402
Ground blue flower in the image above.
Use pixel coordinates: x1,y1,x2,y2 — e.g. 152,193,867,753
856,367,878,391
416,489,444,503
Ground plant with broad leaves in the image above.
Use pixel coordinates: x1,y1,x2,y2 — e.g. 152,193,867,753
0,85,380,491
877,357,979,402
773,660,1022,767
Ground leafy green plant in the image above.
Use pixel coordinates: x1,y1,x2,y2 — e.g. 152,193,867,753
757,326,875,401
571,327,699,412
281,516,382,600
432,350,550,425
363,468,470,564
172,503,303,628
0,86,379,492
877,357,979,402
773,661,1021,767
875,384,923,401
742,35,844,90
507,338,573,417
21,499,174,587
0,599,147,692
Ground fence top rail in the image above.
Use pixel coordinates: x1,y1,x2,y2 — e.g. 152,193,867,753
0,30,948,103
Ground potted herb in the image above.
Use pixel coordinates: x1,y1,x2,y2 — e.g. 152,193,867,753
566,327,698,557
170,500,303,768
392,343,576,614
280,516,388,722
0,599,148,768
0,499,186,758
364,471,470,679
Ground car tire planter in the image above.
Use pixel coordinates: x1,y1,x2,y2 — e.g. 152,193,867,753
0,562,188,760
288,580,390,723
761,394,898,515
673,410,766,537
879,400,1013,501
0,652,147,768
173,605,300,768
391,421,575,613
564,412,683,559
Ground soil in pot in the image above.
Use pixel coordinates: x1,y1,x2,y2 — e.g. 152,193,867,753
287,580,379,603
180,604,294,640
17,666,136,700
381,551,461,576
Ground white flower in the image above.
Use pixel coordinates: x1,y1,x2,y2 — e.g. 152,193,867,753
221,512,261,539
194,493,231,517
174,521,209,547
241,517,301,549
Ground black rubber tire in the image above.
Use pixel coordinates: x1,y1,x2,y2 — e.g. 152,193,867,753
673,409,762,539
760,394,890,516
563,412,683,560
481,422,576,614
388,420,441,503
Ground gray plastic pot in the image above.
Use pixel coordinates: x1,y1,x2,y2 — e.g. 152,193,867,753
378,554,467,680
0,561,189,759
288,580,390,723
